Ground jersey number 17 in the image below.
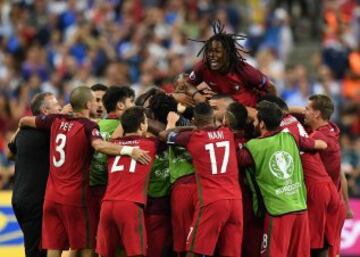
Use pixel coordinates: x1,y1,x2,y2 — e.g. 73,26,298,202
205,141,230,175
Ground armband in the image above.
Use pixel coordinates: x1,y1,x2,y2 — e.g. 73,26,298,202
167,131,178,145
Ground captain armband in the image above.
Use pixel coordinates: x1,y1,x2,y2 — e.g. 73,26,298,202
167,131,178,145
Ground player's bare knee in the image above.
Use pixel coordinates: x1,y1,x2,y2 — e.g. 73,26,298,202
47,250,62,257
80,249,94,257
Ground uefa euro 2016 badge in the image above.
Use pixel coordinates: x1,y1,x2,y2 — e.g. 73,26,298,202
269,151,294,180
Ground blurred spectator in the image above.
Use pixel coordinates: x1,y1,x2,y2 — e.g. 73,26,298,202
313,65,342,120
21,45,49,82
256,48,285,92
342,135,360,197
262,8,294,62
281,64,314,106
104,61,130,86
343,42,360,101
321,37,350,80
0,130,14,189
0,91,11,135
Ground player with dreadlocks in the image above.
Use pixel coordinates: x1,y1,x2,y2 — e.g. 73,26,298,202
177,21,276,107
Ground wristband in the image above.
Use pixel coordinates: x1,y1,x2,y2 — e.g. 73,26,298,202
191,90,200,99
120,146,134,156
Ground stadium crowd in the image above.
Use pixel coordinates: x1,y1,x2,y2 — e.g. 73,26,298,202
0,0,358,195
0,1,359,257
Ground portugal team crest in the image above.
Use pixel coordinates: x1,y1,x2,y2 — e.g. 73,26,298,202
269,151,294,180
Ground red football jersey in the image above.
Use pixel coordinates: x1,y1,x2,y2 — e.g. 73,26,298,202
187,61,271,107
234,131,248,150
103,135,157,205
233,131,250,190
173,126,241,206
280,114,332,183
309,122,342,191
36,114,102,206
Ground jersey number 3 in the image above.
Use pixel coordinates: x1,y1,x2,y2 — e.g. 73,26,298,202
205,141,230,175
53,133,66,167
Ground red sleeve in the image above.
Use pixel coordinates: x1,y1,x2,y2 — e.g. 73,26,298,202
240,62,270,91
186,62,204,86
35,114,59,130
309,130,327,142
237,148,254,168
298,136,316,151
83,120,102,142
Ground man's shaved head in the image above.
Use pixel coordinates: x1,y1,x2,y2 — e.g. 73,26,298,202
70,86,94,112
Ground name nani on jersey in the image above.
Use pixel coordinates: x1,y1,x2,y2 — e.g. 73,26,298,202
207,131,224,140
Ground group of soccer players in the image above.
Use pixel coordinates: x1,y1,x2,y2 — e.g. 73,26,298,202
11,22,351,257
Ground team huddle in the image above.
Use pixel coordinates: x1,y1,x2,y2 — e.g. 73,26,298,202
10,24,349,257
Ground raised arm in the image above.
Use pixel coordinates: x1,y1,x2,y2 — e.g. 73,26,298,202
166,112,180,130
174,72,207,104
185,83,207,103
157,112,194,142
289,106,305,115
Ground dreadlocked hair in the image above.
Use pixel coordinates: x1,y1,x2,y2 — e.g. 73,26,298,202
190,21,248,73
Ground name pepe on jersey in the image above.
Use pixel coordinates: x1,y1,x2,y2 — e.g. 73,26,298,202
59,121,75,132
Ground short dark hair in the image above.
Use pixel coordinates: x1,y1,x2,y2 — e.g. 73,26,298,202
226,102,248,130
256,100,283,131
194,102,214,125
31,92,53,115
102,86,135,113
148,92,177,124
309,94,334,120
121,107,146,134
70,86,94,112
258,95,289,112
91,83,107,92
